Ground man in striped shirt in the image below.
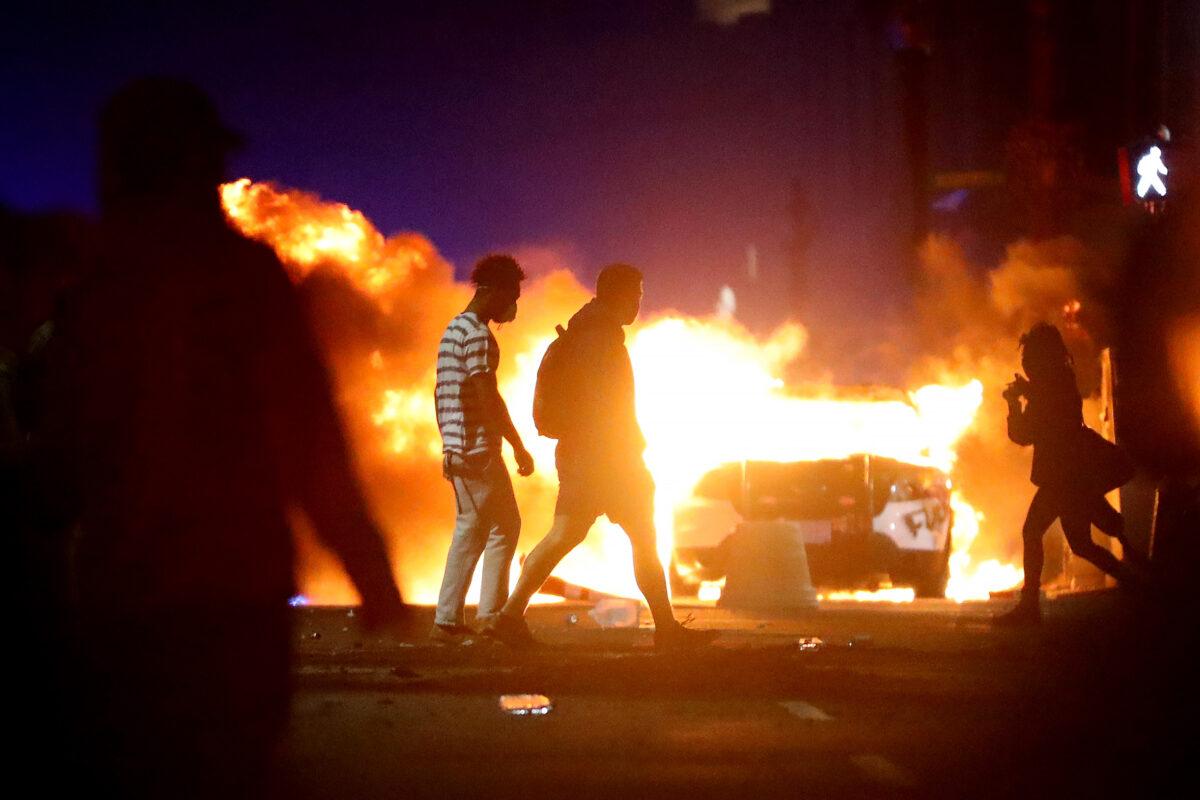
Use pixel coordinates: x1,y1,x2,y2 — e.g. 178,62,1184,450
432,254,534,642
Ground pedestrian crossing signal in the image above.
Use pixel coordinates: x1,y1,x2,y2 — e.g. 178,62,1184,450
1119,131,1170,211
1134,146,1168,199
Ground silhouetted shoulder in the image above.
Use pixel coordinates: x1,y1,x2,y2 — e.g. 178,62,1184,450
219,226,289,285
214,228,304,327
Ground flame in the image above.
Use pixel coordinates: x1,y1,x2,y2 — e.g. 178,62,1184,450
945,493,1024,602
821,587,916,603
220,178,1022,605
1168,314,1200,433
219,178,436,305
1062,298,1082,328
371,386,442,458
697,579,725,602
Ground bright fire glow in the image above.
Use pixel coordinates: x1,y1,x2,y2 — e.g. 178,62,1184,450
220,178,435,303
1169,314,1200,433
820,587,916,603
220,179,1023,605
945,494,1024,602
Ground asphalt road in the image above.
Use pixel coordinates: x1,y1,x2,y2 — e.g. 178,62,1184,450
277,593,1189,799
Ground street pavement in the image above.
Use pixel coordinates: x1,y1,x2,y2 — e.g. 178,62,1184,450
275,592,1188,799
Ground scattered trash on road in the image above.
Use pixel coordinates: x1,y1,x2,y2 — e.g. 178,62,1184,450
588,598,642,628
499,694,554,716
851,754,915,788
540,576,622,602
566,613,579,626
797,637,824,652
780,701,832,721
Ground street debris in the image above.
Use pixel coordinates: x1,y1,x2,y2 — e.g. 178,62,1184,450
851,754,915,788
540,575,623,602
588,598,642,628
797,637,824,652
499,694,554,716
780,701,833,721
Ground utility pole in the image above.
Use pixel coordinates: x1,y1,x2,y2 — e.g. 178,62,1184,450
889,1,931,256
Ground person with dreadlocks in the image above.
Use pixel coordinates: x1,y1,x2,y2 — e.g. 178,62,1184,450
430,254,534,644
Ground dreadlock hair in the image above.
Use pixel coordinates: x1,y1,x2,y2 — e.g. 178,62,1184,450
470,254,525,289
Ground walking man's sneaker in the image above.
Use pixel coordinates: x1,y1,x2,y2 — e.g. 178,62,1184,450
653,623,720,652
991,599,1041,627
428,623,476,644
481,612,538,649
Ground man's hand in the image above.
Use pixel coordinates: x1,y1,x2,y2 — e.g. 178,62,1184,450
1002,373,1029,403
514,445,535,477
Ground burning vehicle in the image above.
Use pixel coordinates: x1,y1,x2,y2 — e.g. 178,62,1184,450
220,178,1021,606
673,455,954,598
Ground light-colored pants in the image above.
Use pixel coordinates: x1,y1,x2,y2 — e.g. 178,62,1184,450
435,451,521,627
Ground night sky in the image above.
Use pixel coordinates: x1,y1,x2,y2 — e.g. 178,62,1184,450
5,1,1182,358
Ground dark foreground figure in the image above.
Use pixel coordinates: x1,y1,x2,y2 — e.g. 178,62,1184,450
996,323,1145,625
38,78,407,797
2,204,95,797
485,264,716,651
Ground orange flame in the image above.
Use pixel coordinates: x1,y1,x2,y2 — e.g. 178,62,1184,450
220,178,436,306
220,178,1022,605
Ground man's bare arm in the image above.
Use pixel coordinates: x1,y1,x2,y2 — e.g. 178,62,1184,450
466,371,534,475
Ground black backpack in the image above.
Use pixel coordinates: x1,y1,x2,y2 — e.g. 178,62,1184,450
532,324,577,439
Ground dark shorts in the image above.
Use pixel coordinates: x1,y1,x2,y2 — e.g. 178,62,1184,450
553,445,655,528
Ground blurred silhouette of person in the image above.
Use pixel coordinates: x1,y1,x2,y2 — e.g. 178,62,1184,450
2,204,94,788
431,254,534,644
485,263,718,651
995,322,1144,626
1,204,29,449
1,206,93,449
38,77,409,797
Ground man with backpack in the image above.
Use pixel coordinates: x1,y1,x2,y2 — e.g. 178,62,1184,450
484,263,718,651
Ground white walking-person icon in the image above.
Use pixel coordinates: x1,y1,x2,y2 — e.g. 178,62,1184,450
1135,145,1168,199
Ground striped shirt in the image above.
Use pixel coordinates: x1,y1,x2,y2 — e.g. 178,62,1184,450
435,312,500,455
